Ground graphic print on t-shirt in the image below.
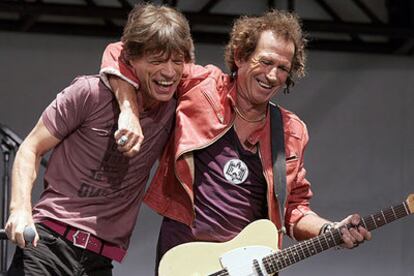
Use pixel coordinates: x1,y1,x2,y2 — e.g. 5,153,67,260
78,121,130,199
223,159,249,184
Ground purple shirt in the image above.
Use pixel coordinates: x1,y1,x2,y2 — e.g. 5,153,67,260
33,75,176,250
157,127,267,258
193,126,268,241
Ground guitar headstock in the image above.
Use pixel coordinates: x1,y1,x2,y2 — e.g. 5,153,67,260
406,194,414,214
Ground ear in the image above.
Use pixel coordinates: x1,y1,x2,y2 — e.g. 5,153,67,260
234,48,243,67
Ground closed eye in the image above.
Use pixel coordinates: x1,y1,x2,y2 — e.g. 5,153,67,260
173,59,184,65
279,66,290,72
286,155,298,161
260,59,273,66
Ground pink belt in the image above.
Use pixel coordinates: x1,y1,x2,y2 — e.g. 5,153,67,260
41,219,126,262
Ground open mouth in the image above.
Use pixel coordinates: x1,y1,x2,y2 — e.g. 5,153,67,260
153,79,177,93
154,79,175,87
256,79,273,89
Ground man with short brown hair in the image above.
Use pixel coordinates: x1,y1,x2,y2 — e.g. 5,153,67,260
5,3,193,275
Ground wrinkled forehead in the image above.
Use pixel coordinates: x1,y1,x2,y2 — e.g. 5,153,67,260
254,31,295,57
143,43,184,59
143,46,185,60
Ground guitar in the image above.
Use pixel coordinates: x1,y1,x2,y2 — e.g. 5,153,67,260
158,194,414,276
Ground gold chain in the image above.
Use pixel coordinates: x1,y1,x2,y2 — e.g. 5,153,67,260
233,105,266,123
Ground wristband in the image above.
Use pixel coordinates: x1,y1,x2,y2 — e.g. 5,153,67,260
319,222,338,235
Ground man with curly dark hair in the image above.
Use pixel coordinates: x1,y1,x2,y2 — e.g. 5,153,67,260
101,9,371,274
225,10,306,92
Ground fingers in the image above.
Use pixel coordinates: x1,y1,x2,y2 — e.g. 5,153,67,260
340,227,363,248
25,224,39,247
358,225,372,241
15,225,27,248
117,135,129,146
115,107,144,157
5,221,16,244
340,227,356,249
339,213,372,249
114,129,144,157
128,135,144,157
5,211,38,248
6,222,24,248
5,221,37,248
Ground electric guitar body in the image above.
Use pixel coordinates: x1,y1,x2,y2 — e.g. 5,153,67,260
158,219,279,276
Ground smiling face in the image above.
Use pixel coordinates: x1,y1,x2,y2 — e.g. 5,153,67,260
235,30,295,107
130,51,185,103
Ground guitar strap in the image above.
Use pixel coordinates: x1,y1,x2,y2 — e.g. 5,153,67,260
269,102,287,234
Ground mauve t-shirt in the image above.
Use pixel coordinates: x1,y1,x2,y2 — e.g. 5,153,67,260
32,75,176,250
157,127,267,258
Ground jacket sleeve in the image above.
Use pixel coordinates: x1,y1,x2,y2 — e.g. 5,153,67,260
99,42,140,89
284,122,316,238
99,42,220,98
176,64,219,97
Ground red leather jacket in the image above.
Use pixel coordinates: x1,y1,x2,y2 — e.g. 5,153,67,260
101,43,315,246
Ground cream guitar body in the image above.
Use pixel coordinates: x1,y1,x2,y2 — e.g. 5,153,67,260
159,194,414,276
159,219,279,276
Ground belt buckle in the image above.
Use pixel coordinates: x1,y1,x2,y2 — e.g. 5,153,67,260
73,230,91,249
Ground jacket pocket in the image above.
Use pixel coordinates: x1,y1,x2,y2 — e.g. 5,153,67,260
200,87,224,123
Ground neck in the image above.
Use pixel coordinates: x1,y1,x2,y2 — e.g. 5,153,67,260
235,95,267,123
143,98,160,111
139,90,160,112
233,116,265,153
234,105,266,123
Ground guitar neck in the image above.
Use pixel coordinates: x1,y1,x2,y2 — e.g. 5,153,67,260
263,200,412,274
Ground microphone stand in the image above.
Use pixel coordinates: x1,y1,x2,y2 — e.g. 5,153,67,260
0,124,48,274
0,135,15,273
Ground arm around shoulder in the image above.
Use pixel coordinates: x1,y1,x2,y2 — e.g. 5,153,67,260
100,42,144,156
109,76,144,157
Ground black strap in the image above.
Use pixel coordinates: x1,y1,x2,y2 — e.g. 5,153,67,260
270,102,287,234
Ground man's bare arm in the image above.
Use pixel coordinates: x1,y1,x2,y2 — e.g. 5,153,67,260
5,119,60,248
109,76,144,157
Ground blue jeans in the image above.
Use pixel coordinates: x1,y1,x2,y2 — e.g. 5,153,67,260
7,224,113,276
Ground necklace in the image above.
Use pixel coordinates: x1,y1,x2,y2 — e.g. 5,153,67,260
233,105,266,123
233,123,258,154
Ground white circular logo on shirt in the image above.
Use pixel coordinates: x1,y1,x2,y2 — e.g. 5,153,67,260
223,159,249,185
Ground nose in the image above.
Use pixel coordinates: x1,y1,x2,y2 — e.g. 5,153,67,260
161,61,176,79
266,67,278,84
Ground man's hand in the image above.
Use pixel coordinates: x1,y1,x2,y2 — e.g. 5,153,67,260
337,214,372,249
5,209,39,248
108,75,144,157
115,107,144,157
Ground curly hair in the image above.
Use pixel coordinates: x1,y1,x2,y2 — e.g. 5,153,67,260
122,3,194,62
225,10,307,92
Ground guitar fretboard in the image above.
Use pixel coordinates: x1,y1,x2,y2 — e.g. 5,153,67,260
262,201,411,274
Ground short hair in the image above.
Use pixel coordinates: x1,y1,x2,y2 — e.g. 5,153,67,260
225,10,307,92
122,3,195,62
